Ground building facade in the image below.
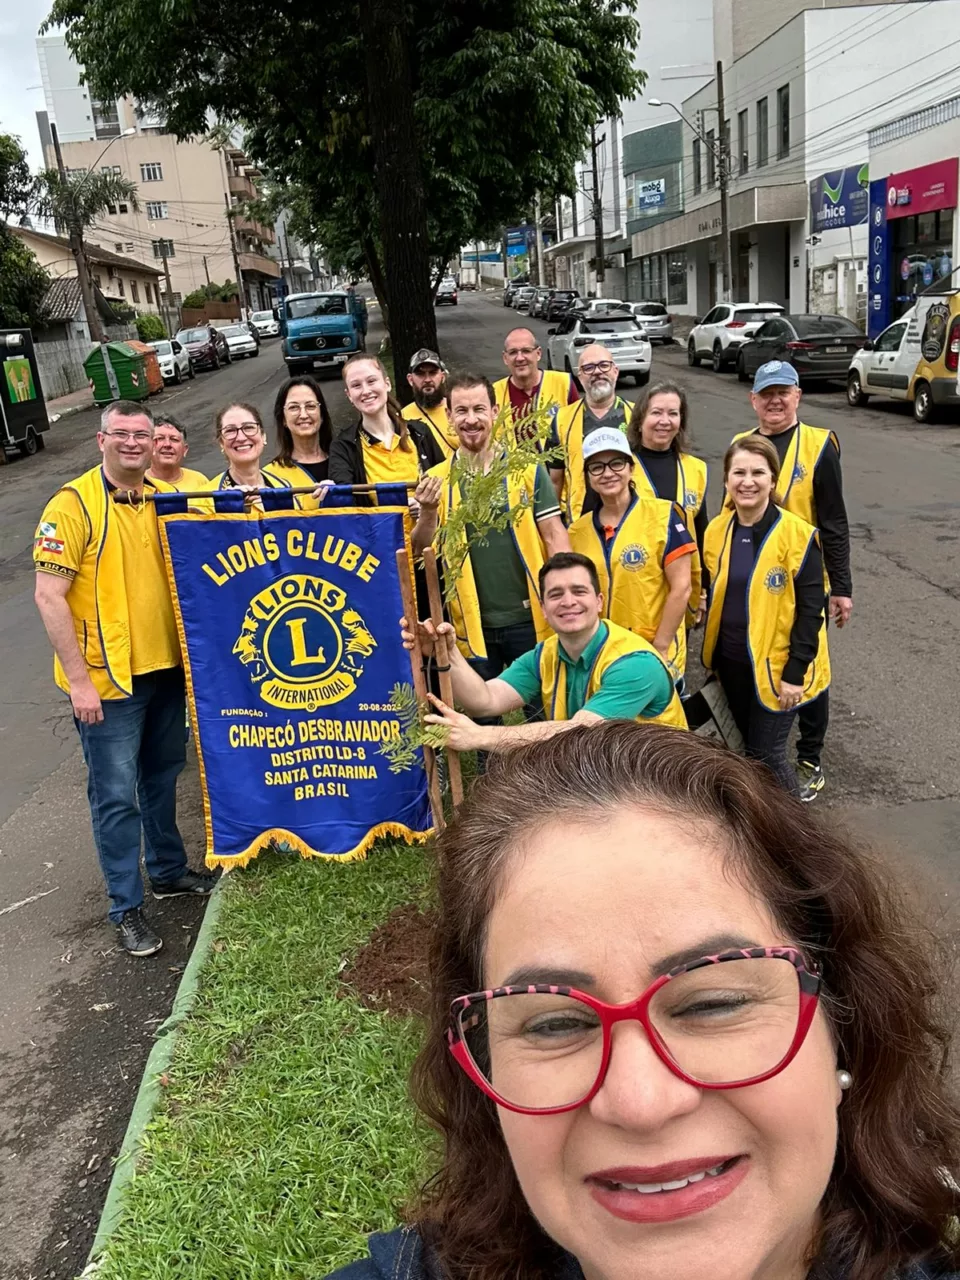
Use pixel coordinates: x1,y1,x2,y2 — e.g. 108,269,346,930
12,226,164,315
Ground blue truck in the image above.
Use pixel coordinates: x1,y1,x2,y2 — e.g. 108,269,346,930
277,291,368,375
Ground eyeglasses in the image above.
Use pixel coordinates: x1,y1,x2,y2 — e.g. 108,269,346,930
102,430,152,444
285,401,320,415
449,948,820,1115
585,455,631,477
504,346,539,357
580,360,615,375
220,423,262,441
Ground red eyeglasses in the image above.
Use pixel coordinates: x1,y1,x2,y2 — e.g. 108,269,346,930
448,947,821,1116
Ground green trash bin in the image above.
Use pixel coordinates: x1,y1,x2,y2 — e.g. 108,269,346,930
83,342,150,405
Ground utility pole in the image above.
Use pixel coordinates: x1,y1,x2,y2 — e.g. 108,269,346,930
159,243,179,334
534,193,545,287
202,254,211,286
590,122,606,290
716,60,733,304
224,193,245,319
50,122,106,345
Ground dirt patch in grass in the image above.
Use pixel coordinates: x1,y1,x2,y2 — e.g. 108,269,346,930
341,903,433,1018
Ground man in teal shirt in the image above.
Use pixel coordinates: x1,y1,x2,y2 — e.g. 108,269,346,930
401,552,680,754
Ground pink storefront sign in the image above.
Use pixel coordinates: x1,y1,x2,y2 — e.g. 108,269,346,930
885,158,959,220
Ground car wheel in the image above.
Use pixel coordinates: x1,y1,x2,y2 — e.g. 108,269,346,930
188,361,196,380
687,339,700,367
251,348,259,357
544,347,552,370
213,352,221,369
846,370,868,407
19,427,39,457
737,352,749,383
712,342,725,373
913,380,937,423
635,372,650,387
174,363,182,384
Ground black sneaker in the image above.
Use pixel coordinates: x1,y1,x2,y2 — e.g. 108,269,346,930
152,868,220,899
118,907,163,957
796,760,825,803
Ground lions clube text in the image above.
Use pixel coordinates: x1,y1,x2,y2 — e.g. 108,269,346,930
201,528,381,587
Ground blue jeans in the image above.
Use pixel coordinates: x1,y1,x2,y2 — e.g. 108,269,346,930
75,667,189,922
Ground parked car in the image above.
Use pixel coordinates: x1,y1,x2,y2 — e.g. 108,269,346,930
687,302,785,371
503,281,520,307
737,314,868,384
149,338,194,384
436,278,458,306
846,294,960,423
529,287,552,319
546,311,652,386
545,289,581,321
513,285,537,312
219,323,260,359
628,302,674,343
249,309,280,338
175,324,231,371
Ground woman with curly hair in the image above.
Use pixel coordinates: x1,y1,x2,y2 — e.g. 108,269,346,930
329,722,960,1280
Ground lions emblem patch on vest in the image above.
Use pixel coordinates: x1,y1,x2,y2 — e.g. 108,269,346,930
684,489,699,509
232,573,377,712
792,462,808,482
764,566,788,594
620,544,649,571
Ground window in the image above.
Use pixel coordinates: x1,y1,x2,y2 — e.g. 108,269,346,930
125,243,135,253
146,201,168,220
92,100,120,140
692,138,702,195
118,202,128,214
705,130,716,187
876,321,907,352
738,109,749,174
667,250,687,307
116,277,125,297
131,281,140,303
777,85,790,160
107,205,117,215
114,243,123,253
152,239,175,259
65,167,88,179
93,274,102,289
757,97,769,167
113,165,121,176
140,162,163,182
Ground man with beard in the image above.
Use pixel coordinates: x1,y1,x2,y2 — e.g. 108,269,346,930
402,349,458,457
551,343,632,522
411,372,569,686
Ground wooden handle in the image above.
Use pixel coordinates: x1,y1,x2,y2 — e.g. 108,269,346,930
114,482,418,504
422,547,464,807
396,547,445,831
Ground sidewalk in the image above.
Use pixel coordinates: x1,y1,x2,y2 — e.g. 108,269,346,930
45,384,94,421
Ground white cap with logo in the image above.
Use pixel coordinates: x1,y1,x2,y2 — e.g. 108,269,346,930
582,428,633,461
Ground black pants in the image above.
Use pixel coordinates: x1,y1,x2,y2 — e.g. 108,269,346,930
796,595,829,766
468,620,540,721
715,656,799,796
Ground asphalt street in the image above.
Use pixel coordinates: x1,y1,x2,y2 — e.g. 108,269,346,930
2,290,960,1276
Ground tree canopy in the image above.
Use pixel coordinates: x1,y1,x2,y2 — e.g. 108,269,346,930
0,134,50,330
33,169,140,239
46,0,643,384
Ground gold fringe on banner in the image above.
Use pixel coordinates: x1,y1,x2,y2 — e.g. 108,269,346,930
204,822,436,871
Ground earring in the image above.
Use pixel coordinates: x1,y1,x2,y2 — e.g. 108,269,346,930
837,1069,853,1091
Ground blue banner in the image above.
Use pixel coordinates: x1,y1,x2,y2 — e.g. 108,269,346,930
809,164,869,232
157,494,434,866
868,177,891,340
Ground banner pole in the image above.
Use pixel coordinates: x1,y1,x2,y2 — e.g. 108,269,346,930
422,548,464,808
116,483,418,504
396,547,445,832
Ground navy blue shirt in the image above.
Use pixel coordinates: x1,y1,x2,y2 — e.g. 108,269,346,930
717,518,754,662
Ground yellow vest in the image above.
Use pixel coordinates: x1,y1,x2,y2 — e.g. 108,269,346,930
633,449,708,625
52,466,176,699
731,423,837,530
555,397,631,523
568,496,689,679
430,454,551,660
401,400,458,457
266,460,327,510
702,506,831,713
494,370,571,444
195,466,293,513
538,621,687,730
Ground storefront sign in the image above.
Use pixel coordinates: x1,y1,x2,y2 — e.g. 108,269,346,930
885,157,958,220
867,178,890,340
809,165,869,232
627,175,669,217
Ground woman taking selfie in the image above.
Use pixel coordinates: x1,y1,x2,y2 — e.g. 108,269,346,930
702,435,829,796
567,428,695,681
627,383,709,623
330,723,960,1280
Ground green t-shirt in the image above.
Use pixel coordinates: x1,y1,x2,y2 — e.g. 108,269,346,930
464,463,559,628
498,622,672,719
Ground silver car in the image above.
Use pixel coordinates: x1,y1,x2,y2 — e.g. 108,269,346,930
219,323,260,359
513,286,537,312
629,302,674,343
546,312,653,386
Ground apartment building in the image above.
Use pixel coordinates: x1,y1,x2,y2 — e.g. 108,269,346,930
35,34,279,314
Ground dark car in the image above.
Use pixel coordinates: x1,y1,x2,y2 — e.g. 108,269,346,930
545,289,581,321
436,278,458,306
174,324,231,371
737,314,869,384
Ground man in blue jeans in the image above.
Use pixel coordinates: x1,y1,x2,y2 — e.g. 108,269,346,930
34,401,215,957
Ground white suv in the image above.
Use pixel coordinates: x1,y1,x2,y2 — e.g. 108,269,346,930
688,302,785,372
547,311,652,386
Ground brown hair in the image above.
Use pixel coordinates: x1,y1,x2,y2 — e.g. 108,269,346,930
444,371,497,409
723,435,783,509
341,353,411,450
272,376,333,467
410,723,960,1280
627,381,690,455
214,401,264,439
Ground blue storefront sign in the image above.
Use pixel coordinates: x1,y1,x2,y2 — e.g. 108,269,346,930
867,177,890,340
809,165,869,233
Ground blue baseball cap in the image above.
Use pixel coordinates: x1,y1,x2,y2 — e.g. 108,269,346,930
753,360,800,393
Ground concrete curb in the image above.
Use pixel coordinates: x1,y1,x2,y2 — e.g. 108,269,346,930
46,400,95,423
79,875,230,1275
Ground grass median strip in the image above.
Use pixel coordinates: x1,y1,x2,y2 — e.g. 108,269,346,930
94,844,434,1280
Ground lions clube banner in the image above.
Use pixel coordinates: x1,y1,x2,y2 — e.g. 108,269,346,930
156,487,434,867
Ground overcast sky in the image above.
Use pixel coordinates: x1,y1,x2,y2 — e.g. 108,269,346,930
0,2,58,172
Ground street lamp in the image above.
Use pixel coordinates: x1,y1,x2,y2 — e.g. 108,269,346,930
649,68,732,304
